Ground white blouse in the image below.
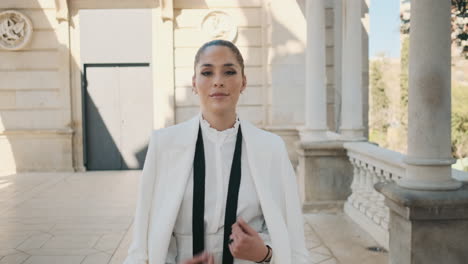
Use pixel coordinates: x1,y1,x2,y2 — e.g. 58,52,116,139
168,114,271,264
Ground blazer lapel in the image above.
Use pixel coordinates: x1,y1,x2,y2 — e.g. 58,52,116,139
151,115,200,262
240,119,292,264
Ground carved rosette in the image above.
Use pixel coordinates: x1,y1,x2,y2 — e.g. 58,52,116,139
201,10,238,42
0,10,33,51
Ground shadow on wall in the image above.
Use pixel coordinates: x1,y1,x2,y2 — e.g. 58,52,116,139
83,90,126,170
83,92,149,170
0,1,155,173
81,63,154,170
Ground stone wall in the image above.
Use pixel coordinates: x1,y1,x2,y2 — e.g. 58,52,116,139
0,0,73,173
0,0,370,172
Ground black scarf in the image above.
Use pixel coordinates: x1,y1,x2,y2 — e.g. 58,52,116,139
192,123,243,264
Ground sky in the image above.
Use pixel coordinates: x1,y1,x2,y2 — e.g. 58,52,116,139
369,0,401,58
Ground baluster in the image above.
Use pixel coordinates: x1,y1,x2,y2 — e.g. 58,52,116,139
347,157,360,204
359,163,373,213
369,168,386,224
353,160,366,208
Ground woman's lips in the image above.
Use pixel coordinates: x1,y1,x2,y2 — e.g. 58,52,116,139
210,93,229,98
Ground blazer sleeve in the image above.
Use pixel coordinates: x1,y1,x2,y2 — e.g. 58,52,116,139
258,219,272,264
123,131,159,264
279,141,310,264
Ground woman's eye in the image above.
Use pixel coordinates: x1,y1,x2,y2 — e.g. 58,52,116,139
226,71,237,75
201,71,212,76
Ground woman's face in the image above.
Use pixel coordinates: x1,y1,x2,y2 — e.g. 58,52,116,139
192,45,246,116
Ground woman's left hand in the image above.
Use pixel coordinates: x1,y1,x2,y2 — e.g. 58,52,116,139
228,217,269,262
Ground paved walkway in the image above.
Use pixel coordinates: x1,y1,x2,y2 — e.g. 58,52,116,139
0,171,388,264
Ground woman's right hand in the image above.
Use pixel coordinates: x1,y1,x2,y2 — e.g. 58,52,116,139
182,251,214,264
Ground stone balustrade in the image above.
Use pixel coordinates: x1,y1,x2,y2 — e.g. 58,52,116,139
343,142,405,249
343,141,468,250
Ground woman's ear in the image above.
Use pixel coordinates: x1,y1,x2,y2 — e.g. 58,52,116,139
241,75,247,93
192,75,197,94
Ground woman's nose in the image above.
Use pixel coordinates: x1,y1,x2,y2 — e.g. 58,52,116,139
213,75,224,87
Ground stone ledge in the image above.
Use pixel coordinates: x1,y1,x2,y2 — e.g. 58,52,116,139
296,140,345,149
376,182,468,220
296,140,348,157
0,129,74,136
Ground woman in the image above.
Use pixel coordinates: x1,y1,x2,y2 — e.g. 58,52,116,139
123,40,309,264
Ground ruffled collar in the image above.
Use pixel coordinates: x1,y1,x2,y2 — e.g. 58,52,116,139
199,113,240,144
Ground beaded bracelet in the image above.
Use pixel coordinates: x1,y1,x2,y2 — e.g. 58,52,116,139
255,245,272,263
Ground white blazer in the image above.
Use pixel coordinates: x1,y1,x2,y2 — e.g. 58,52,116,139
123,115,310,264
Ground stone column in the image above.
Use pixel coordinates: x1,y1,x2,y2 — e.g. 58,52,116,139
376,2,468,264
299,0,328,142
399,0,461,191
297,0,353,212
340,0,364,139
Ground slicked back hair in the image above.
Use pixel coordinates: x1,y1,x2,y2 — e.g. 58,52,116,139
193,39,245,76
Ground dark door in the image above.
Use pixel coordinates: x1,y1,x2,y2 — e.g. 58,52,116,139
83,63,153,170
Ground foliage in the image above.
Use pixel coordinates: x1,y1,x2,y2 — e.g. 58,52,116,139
369,56,390,147
400,37,409,131
452,82,468,163
451,0,468,58
400,0,468,58
370,59,390,111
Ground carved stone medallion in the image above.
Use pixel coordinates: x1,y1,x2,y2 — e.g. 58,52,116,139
201,10,237,42
0,10,33,50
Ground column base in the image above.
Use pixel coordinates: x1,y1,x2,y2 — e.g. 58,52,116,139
397,177,462,191
296,140,353,212
376,182,468,264
399,157,462,190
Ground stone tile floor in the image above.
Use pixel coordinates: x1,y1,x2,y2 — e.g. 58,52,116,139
0,171,388,264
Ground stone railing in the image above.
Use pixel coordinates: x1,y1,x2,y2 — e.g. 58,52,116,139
343,142,468,249
343,142,405,249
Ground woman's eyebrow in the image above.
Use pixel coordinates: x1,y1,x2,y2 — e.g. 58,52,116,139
200,63,237,68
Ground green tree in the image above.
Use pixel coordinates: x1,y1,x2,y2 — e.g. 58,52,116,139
369,56,390,147
400,0,468,57
400,37,409,131
452,83,468,171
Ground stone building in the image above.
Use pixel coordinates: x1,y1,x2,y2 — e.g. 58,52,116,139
0,0,467,263
0,0,368,173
